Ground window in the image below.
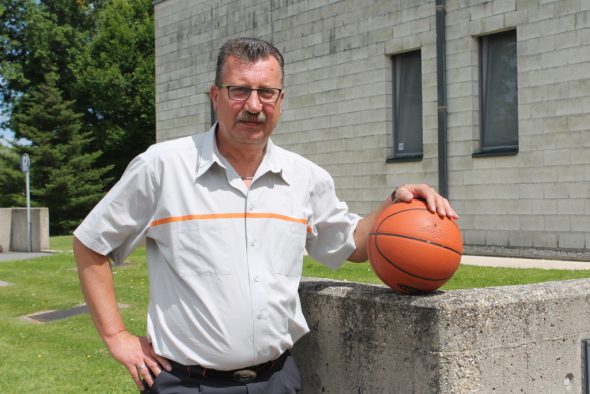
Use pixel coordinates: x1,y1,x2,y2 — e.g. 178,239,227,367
476,30,518,156
389,50,423,161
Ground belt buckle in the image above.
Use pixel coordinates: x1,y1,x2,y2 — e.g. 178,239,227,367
232,369,257,382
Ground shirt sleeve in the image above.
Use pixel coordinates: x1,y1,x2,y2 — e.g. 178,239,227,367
305,170,361,269
73,154,157,264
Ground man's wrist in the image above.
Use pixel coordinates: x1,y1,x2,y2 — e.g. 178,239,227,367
103,328,129,347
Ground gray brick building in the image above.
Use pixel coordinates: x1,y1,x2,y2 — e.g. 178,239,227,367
153,0,590,255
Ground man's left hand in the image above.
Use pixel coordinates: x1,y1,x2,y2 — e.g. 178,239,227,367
392,184,459,219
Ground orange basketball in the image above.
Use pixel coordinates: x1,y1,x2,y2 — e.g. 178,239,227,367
368,199,463,295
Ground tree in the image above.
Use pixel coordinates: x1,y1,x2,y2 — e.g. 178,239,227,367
0,0,155,183
75,0,155,179
9,75,112,234
0,0,100,118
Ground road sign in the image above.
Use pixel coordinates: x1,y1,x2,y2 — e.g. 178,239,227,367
20,153,30,173
19,153,32,252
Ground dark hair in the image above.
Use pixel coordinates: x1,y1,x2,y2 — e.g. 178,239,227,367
215,37,284,86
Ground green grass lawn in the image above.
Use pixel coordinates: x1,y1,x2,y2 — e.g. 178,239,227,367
303,259,590,290
1,235,590,393
0,236,150,393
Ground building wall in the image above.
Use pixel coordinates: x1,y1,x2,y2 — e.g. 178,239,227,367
153,0,590,252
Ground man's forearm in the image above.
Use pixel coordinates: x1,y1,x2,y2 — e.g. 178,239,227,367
73,237,127,345
349,198,392,263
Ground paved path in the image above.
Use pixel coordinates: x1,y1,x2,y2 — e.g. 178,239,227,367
461,255,590,270
0,251,54,262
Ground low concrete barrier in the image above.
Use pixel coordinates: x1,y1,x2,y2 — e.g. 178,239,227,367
294,278,590,393
0,208,12,252
7,208,49,252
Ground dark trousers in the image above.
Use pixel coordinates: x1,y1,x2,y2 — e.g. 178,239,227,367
142,352,300,394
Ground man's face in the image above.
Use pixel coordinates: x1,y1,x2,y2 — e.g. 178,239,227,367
210,55,284,150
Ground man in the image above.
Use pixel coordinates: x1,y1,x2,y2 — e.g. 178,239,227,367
73,37,457,393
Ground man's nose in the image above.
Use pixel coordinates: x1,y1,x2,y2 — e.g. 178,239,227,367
244,90,263,113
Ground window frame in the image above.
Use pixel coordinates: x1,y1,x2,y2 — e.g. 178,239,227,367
474,29,519,158
387,49,424,162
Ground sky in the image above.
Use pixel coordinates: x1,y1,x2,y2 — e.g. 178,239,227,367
0,110,29,147
0,99,12,146
0,111,10,146
0,129,14,146
0,111,13,146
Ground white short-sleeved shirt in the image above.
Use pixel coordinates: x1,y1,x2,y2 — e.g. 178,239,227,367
74,125,360,369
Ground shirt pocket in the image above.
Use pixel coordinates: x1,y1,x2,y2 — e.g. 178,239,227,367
176,221,233,276
270,221,307,277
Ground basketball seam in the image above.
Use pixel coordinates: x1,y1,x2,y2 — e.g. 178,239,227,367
369,232,463,256
369,234,457,282
368,248,395,290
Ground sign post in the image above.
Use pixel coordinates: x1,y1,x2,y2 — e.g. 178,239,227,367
19,153,31,252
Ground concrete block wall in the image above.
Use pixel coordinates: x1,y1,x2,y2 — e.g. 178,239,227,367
295,278,590,393
444,0,590,251
153,0,590,253
154,0,437,216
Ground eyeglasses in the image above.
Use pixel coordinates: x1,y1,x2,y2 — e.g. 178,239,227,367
218,84,283,104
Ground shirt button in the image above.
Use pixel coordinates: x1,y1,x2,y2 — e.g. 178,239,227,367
257,313,263,319
254,276,260,282
249,241,256,247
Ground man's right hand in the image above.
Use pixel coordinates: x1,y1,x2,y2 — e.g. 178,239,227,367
105,331,172,391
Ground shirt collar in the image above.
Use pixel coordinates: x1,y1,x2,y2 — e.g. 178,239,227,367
195,123,225,179
258,138,291,184
195,123,290,185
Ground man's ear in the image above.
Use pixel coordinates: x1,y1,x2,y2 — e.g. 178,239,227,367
210,84,219,110
277,89,286,111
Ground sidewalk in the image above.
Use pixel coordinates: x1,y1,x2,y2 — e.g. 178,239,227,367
0,251,54,262
461,255,590,270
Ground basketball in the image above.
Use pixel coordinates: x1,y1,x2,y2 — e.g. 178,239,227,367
368,199,463,295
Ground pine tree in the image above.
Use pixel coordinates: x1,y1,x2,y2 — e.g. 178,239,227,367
10,75,112,234
75,0,155,182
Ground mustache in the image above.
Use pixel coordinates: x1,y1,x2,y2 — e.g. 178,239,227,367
236,111,266,123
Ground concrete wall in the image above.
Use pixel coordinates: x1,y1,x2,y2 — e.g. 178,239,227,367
153,0,590,254
294,278,590,393
8,208,50,252
0,208,12,252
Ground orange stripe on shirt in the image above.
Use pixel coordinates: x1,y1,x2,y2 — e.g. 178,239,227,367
150,212,312,233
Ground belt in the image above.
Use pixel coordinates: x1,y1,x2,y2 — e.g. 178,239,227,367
169,351,289,383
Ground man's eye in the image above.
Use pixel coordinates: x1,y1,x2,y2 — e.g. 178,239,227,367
258,89,275,98
231,87,251,96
